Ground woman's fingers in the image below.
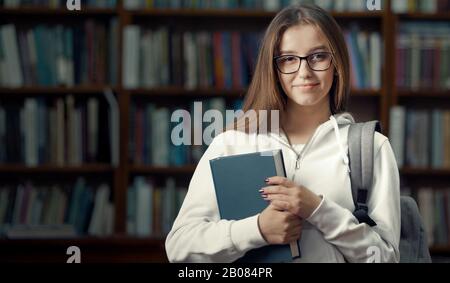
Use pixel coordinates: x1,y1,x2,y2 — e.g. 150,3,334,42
266,176,296,188
263,193,290,202
269,200,291,212
261,185,290,196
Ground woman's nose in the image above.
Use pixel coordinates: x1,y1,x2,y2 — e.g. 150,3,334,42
297,59,312,79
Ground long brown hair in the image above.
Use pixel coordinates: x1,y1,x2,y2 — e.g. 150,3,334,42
228,4,350,133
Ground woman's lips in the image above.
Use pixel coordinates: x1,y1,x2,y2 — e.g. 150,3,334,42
293,83,320,89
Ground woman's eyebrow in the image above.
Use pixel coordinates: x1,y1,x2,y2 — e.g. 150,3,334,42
307,45,328,53
279,45,328,55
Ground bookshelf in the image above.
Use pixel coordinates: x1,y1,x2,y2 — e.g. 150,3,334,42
0,0,449,263
389,1,450,260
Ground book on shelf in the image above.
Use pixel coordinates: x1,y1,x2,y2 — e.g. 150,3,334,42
122,26,261,90
0,95,115,166
416,187,450,247
209,149,300,263
127,177,187,237
343,24,382,90
103,88,119,167
389,106,450,170
0,19,118,88
389,106,406,168
0,179,114,238
129,98,243,167
391,0,450,13
4,224,77,239
397,22,450,91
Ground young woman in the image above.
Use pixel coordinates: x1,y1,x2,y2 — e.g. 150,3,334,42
165,4,400,263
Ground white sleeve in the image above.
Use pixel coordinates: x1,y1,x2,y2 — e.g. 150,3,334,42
306,139,401,263
165,133,267,263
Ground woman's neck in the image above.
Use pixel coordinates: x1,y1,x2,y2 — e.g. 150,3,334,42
281,98,332,143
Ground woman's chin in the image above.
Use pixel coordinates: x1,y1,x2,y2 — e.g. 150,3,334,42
289,92,322,106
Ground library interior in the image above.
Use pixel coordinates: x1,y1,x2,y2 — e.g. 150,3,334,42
0,0,449,263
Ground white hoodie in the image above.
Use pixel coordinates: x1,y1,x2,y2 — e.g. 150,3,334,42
165,113,401,263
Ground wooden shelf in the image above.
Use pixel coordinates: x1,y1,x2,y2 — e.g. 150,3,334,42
0,164,115,174
130,87,246,98
0,86,379,98
330,11,384,19
130,165,196,175
401,167,450,176
130,8,277,18
0,7,117,16
130,9,383,19
129,87,380,98
351,89,382,96
397,12,450,21
430,246,450,254
397,90,450,98
0,86,117,95
131,165,450,177
0,236,164,246
0,236,168,263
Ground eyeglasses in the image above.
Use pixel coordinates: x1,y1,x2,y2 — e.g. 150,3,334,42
273,52,333,74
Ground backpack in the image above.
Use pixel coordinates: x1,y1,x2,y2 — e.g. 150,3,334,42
347,121,432,263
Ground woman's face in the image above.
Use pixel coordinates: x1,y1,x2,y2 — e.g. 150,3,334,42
276,24,335,108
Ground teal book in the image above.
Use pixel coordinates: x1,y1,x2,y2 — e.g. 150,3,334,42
209,149,300,263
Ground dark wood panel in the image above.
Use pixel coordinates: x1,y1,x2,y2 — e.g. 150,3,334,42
0,164,114,174
0,237,168,263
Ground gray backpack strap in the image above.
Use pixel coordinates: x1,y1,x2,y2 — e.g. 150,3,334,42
348,121,381,227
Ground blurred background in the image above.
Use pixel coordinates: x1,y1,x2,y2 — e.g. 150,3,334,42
0,0,449,263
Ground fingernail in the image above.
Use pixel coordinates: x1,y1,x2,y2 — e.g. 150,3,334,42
259,189,265,194
265,178,270,183
262,195,268,199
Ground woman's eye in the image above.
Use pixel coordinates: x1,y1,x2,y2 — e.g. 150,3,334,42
281,56,296,63
310,53,327,61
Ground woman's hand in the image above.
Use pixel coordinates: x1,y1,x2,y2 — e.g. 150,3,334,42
261,176,322,219
258,203,303,245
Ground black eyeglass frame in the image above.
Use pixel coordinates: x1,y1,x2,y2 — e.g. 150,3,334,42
273,52,334,74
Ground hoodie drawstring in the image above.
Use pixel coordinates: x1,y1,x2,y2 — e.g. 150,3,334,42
330,116,350,169
271,114,352,173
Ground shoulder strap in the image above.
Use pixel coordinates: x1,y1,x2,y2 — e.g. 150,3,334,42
348,121,381,227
